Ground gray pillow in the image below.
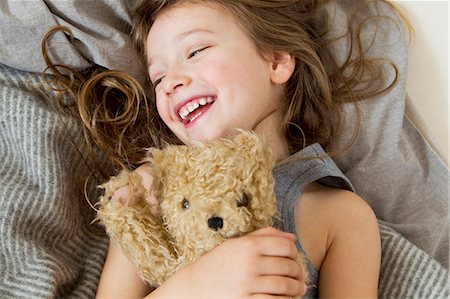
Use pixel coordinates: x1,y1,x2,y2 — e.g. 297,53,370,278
0,0,146,85
325,1,449,268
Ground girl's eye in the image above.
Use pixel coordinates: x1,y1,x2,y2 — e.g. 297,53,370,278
153,76,164,87
187,46,209,59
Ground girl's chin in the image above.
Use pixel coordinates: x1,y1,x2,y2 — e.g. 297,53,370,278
173,122,244,144
179,130,226,145
183,135,217,145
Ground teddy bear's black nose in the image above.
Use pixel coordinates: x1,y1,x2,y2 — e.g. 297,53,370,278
208,216,223,231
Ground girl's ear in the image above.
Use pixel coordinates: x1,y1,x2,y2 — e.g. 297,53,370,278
269,51,295,84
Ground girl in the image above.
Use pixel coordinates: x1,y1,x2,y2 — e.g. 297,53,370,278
91,0,386,298
43,0,405,298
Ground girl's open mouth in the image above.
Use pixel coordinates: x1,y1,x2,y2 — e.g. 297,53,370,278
177,96,215,126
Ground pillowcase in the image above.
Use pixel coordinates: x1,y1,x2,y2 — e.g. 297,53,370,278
325,0,449,268
0,0,146,85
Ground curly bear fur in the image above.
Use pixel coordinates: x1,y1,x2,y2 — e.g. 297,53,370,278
97,131,306,291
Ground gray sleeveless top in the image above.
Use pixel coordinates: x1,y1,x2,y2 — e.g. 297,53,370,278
273,143,354,298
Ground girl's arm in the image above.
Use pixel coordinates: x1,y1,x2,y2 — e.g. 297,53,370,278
148,227,307,298
96,243,153,298
97,227,307,299
297,183,381,298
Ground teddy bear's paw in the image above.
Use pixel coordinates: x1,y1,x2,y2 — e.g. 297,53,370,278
97,200,178,287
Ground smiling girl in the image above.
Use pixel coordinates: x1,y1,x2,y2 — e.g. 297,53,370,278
146,5,288,146
40,0,410,297
81,0,392,298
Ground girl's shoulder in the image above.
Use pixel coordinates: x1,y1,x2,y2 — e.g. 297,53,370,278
299,182,375,221
296,182,379,270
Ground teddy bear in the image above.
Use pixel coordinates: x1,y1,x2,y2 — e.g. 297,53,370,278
96,130,307,292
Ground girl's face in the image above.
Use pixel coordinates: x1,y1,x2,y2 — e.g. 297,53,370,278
146,2,294,145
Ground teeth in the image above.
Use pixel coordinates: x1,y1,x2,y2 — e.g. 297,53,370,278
178,97,214,120
180,108,189,119
189,111,202,122
188,102,199,112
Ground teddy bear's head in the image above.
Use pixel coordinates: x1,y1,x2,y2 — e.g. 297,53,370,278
146,131,277,258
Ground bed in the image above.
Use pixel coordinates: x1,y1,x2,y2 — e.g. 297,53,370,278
0,0,448,298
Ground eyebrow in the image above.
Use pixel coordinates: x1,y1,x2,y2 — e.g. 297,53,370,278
147,29,215,67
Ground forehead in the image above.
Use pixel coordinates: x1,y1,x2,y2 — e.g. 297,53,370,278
146,2,238,59
155,1,232,24
149,2,234,36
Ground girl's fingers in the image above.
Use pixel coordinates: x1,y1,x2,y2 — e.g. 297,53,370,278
248,227,296,241
256,256,300,278
251,275,305,297
135,163,153,190
253,236,299,260
110,185,131,203
250,295,297,299
110,163,155,206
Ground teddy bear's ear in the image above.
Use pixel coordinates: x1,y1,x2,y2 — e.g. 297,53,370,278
145,145,186,173
231,130,275,168
231,131,278,226
141,146,173,193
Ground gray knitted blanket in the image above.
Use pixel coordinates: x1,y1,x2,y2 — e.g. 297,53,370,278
0,64,109,298
378,221,449,298
1,64,449,298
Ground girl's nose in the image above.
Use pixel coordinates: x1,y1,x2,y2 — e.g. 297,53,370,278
163,72,191,94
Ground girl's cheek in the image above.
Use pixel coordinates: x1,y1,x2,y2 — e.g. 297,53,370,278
155,97,164,116
155,97,171,123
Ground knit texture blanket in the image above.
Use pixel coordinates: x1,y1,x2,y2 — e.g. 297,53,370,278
0,63,109,298
378,221,449,298
1,64,448,297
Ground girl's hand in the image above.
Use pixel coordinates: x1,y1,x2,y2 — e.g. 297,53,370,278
148,227,308,298
110,163,158,207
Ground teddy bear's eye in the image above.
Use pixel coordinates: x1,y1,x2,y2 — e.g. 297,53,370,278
181,198,190,210
237,193,249,207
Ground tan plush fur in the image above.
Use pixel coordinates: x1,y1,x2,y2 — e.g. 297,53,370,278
97,131,306,291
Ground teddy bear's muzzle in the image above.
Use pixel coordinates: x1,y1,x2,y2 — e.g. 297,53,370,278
207,216,224,231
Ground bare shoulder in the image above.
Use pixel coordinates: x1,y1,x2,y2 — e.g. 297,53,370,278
295,182,380,270
298,182,377,228
296,183,381,297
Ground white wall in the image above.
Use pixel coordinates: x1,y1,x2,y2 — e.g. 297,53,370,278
395,1,449,165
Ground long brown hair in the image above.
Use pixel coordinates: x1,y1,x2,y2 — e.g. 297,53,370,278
43,0,409,174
